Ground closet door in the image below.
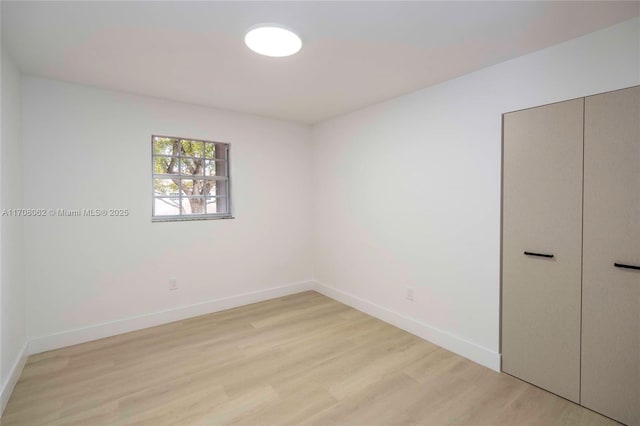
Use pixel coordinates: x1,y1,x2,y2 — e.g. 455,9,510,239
582,86,639,426
502,98,583,403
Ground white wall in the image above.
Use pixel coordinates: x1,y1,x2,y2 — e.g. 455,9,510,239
1,50,27,408
22,78,313,348
312,17,640,369
13,16,640,374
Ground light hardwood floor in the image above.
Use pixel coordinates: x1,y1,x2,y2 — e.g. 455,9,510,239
2,291,617,425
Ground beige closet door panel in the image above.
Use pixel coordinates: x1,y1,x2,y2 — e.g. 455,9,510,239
502,98,583,403
582,86,639,426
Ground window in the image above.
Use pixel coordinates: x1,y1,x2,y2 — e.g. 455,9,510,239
152,135,232,221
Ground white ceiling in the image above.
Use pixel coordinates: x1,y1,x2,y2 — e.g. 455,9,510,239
2,1,638,123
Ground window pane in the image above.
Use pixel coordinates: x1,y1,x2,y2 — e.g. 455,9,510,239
205,197,218,214
206,196,229,214
154,156,179,175
154,137,179,156
182,197,205,215
154,179,180,196
203,180,224,196
180,157,204,176
204,160,216,176
204,142,215,159
215,143,228,161
180,179,194,196
181,140,204,158
180,179,213,197
154,197,181,216
205,160,228,177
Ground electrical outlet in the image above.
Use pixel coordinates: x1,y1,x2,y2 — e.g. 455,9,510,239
169,277,178,291
406,287,414,301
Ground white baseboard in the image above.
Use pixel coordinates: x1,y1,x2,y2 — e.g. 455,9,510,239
28,280,315,355
313,281,501,372
1,341,28,415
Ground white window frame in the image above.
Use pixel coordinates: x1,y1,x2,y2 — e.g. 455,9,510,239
151,135,233,222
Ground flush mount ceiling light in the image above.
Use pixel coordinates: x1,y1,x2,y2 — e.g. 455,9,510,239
244,25,302,57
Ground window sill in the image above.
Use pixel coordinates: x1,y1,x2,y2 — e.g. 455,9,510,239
152,215,235,223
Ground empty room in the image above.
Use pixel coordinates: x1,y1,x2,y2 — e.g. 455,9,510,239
1,1,638,425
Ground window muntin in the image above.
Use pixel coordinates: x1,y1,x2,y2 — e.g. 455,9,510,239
152,135,231,221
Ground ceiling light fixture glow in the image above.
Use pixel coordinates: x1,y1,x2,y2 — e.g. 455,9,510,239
245,25,302,57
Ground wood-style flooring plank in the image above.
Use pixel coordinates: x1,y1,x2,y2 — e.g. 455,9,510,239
2,291,617,425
